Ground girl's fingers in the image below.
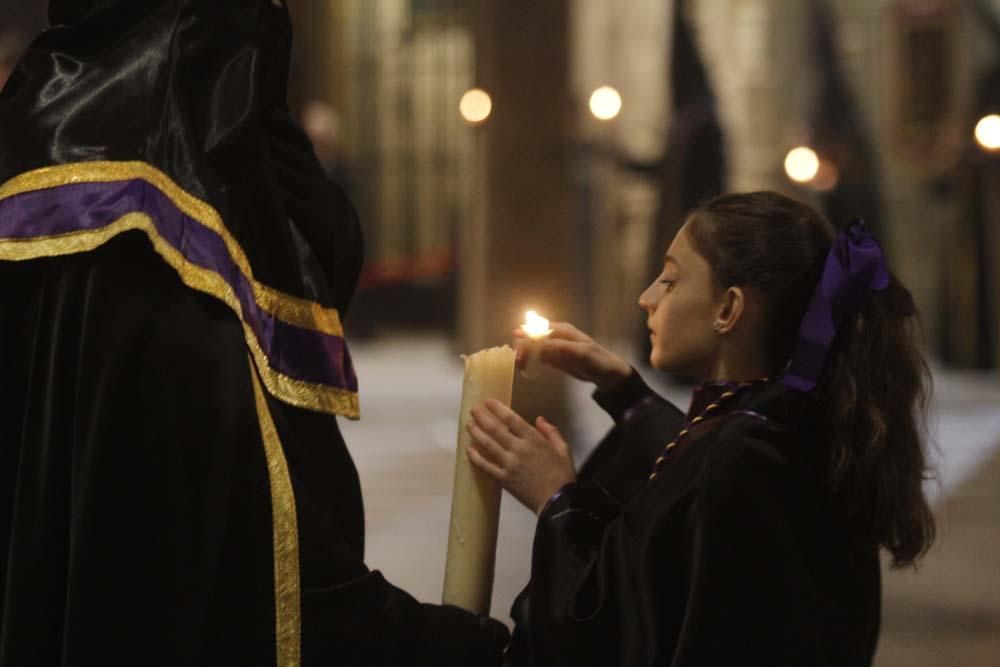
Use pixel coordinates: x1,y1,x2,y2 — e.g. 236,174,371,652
538,338,592,370
481,400,533,439
471,406,514,446
467,422,511,466
512,338,530,368
536,416,569,452
466,444,506,482
515,322,584,341
547,321,591,343
540,337,585,357
536,414,557,436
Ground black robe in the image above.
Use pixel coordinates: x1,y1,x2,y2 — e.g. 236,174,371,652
507,372,881,666
0,1,506,664
0,232,506,667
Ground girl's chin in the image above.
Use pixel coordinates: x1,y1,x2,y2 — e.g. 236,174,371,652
651,353,698,377
649,352,673,373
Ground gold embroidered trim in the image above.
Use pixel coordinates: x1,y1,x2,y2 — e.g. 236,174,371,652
0,213,360,419
0,161,345,339
249,356,302,667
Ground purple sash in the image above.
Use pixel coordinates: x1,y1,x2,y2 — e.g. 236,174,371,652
0,163,359,418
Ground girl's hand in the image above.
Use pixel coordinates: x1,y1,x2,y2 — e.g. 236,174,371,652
466,399,577,514
514,321,631,392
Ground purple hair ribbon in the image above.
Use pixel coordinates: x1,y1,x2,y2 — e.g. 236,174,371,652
780,219,889,392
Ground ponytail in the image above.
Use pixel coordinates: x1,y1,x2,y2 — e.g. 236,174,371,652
816,277,935,567
688,191,936,567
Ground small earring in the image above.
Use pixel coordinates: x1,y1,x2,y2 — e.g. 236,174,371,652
713,322,724,332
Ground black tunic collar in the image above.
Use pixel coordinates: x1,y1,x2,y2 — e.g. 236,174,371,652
685,379,818,435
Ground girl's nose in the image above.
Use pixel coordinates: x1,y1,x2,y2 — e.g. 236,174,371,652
638,284,656,313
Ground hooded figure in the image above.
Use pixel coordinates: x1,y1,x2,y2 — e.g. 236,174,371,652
0,1,508,665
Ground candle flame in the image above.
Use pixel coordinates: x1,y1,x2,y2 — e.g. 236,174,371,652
522,310,553,339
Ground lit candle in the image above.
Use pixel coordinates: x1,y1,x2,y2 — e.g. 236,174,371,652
442,345,515,614
519,310,552,379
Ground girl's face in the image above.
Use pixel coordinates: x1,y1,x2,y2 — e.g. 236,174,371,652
639,222,724,377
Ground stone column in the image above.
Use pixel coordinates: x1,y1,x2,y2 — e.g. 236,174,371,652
287,2,349,114
688,0,814,193
459,0,576,426
570,0,670,349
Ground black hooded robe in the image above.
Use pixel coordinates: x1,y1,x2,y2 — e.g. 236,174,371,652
0,1,506,665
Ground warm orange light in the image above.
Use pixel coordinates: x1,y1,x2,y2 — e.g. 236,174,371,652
588,86,622,121
975,114,1000,151
460,88,492,124
811,159,840,192
784,147,820,183
521,310,553,339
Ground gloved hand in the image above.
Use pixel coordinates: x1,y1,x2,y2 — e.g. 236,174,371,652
419,603,511,667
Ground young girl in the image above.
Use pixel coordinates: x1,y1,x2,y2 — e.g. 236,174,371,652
467,191,935,666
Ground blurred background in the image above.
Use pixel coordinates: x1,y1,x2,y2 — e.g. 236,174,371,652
2,1,999,664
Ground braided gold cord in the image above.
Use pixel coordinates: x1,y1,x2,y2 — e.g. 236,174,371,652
649,380,768,480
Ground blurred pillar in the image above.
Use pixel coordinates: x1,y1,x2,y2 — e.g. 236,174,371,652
688,0,813,193
571,0,670,353
287,1,349,114
459,0,575,426
985,166,1000,372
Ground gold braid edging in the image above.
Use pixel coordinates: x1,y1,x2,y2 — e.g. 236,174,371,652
0,212,359,419
250,355,302,667
0,161,344,336
0,162,359,419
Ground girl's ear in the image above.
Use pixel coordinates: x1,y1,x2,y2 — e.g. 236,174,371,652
713,286,745,334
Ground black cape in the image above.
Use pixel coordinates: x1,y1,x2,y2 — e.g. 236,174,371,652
507,372,881,666
0,1,506,664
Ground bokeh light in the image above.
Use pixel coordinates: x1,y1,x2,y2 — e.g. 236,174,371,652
974,114,1000,152
588,86,622,121
784,146,820,183
459,88,492,124
811,159,840,192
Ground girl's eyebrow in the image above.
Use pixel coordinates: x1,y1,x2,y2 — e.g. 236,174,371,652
663,254,680,267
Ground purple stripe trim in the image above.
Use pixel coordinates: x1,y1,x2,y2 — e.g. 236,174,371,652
0,179,357,392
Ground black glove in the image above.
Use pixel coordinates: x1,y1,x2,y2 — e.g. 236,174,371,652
418,603,511,667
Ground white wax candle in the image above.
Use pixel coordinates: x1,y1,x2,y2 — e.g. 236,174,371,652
442,345,515,614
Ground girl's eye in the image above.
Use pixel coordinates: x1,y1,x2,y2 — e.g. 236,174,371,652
659,279,675,292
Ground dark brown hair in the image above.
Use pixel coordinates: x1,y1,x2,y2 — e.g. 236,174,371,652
686,191,935,568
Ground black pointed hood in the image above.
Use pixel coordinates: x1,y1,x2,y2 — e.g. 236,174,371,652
0,0,360,418
2,0,303,293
